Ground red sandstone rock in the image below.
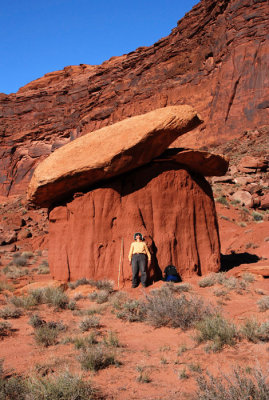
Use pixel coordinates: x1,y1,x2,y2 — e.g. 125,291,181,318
231,190,253,207
260,193,269,210
238,156,268,172
0,0,268,197
27,105,201,207
49,161,220,282
156,148,228,176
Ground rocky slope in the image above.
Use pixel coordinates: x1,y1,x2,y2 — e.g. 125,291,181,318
0,0,268,197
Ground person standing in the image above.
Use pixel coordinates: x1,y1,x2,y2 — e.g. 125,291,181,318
128,232,151,288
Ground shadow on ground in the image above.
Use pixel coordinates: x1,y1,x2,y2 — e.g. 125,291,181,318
220,252,260,271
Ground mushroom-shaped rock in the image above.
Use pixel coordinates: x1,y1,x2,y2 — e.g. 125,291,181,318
155,148,229,176
27,105,201,207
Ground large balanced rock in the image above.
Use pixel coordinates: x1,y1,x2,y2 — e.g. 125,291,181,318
27,105,201,207
49,161,220,282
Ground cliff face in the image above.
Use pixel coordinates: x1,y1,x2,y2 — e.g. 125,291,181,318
49,162,221,282
0,0,268,197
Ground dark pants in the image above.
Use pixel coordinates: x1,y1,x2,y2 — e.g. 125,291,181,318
131,253,147,287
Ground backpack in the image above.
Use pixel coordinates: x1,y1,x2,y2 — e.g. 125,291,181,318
164,265,181,282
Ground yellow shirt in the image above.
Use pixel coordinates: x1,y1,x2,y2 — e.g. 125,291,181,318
128,241,151,262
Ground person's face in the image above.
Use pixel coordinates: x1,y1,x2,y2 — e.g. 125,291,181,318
135,235,141,241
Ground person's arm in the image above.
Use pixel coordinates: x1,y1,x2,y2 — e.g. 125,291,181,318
144,243,151,262
128,243,134,262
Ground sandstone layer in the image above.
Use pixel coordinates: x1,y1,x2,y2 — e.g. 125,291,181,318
0,0,268,197
49,161,220,282
27,105,201,207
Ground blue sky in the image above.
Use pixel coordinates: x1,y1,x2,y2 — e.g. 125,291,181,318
0,0,198,94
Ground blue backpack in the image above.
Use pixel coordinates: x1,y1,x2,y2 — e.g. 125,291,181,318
164,265,181,282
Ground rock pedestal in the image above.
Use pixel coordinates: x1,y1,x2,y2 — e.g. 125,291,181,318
49,161,220,282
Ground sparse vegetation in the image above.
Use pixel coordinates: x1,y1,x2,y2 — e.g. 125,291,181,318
38,260,50,275
145,289,213,329
164,282,192,292
198,274,216,288
0,281,12,293
241,318,269,343
116,299,146,322
252,211,264,221
195,314,238,352
0,305,23,319
0,321,12,337
136,365,151,383
257,296,269,312
79,316,100,332
78,344,118,371
2,265,29,279
242,272,255,283
216,196,229,206
103,330,120,348
194,366,269,400
89,290,110,304
34,322,64,347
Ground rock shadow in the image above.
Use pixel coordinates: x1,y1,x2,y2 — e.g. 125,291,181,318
220,252,260,272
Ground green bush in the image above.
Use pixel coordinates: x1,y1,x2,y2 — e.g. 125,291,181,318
252,211,264,221
195,366,269,400
195,314,238,352
73,332,99,349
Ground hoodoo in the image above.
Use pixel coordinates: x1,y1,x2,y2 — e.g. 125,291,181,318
28,106,228,282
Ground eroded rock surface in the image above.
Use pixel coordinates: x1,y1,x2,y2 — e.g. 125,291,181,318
27,105,201,207
49,162,220,282
0,0,268,197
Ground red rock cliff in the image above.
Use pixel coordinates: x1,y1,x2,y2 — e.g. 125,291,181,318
0,0,268,197
49,162,220,282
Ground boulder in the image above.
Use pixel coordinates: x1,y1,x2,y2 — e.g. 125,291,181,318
27,105,201,207
155,148,228,177
48,161,221,283
260,193,269,210
212,175,234,184
231,190,253,207
238,156,268,172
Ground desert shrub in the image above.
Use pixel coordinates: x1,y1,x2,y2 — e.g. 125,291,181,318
9,294,39,309
0,374,27,400
198,274,216,288
116,299,146,322
78,345,117,371
213,288,229,298
94,279,114,292
164,282,192,292
194,366,269,400
109,291,128,310
0,305,23,319
89,290,110,304
136,365,151,383
30,287,69,309
12,252,28,267
0,321,12,337
26,371,98,400
145,289,212,329
28,314,45,328
37,261,50,275
68,278,93,289
2,265,29,279
216,196,229,206
103,331,120,348
67,300,77,310
73,306,104,317
34,324,61,347
241,319,269,343
257,296,269,312
0,281,12,293
195,314,238,352
79,316,100,332
73,332,99,349
252,211,264,221
241,273,255,283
